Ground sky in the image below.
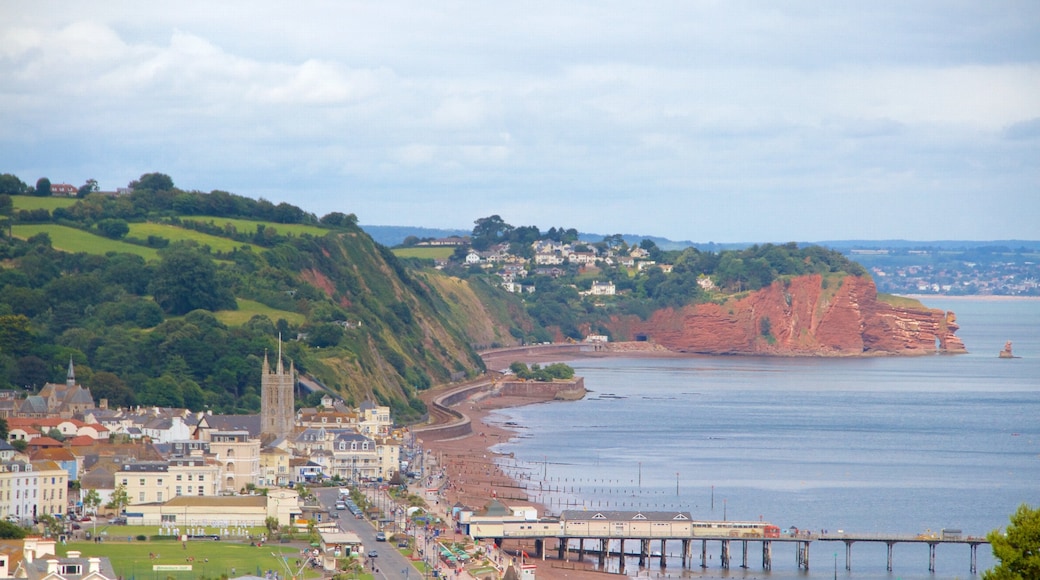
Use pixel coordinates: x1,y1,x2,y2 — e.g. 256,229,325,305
2,2,1039,243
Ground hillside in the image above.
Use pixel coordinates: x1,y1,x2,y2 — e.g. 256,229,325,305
0,182,491,420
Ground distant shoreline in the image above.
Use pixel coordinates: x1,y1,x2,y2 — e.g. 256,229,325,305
901,294,1040,301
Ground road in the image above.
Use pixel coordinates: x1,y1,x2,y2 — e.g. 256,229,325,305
314,487,424,580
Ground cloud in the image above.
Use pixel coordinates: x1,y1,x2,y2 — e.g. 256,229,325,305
2,2,1039,241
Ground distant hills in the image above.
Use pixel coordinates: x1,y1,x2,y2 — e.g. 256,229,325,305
360,224,1040,252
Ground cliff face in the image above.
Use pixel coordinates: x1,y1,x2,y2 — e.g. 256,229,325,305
608,275,966,356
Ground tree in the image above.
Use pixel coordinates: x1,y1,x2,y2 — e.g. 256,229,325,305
0,174,29,196
984,503,1040,580
34,177,51,197
0,521,26,539
96,218,130,239
131,172,174,192
471,215,513,250
106,483,130,514
37,514,63,538
82,488,102,516
77,178,99,198
150,244,236,315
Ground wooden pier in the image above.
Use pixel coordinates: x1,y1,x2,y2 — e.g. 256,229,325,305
466,511,989,575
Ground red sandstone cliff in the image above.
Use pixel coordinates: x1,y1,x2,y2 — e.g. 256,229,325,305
607,274,967,356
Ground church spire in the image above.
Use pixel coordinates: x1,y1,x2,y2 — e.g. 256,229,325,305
277,333,284,374
66,356,76,387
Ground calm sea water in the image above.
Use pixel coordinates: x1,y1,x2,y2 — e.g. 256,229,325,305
488,298,1040,579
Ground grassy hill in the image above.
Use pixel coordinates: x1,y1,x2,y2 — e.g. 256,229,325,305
11,195,78,212
391,246,455,260
11,224,159,259
126,222,262,253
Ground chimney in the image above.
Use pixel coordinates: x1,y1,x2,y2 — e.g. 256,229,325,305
88,557,101,574
67,551,81,559
46,559,58,575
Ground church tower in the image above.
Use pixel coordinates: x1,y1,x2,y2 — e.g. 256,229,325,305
261,337,296,440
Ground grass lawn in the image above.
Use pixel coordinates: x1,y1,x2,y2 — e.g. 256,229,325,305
391,247,455,260
127,223,262,254
11,225,158,260
58,538,323,579
179,216,332,238
10,195,78,212
215,299,306,327
877,293,927,309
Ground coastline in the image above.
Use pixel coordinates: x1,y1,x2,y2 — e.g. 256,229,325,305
420,394,610,580
418,347,646,579
900,293,1040,301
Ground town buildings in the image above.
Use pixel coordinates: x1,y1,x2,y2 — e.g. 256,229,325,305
1,348,402,529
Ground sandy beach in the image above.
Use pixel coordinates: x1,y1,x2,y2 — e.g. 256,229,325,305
416,346,666,579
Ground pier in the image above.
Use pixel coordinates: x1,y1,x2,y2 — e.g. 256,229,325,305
463,511,989,575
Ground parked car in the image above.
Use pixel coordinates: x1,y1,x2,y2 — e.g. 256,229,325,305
375,532,387,542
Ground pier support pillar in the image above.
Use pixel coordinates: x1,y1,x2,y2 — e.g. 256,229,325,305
577,538,584,562
681,539,690,568
886,542,895,571
741,540,748,568
597,539,606,567
659,539,667,568
534,539,543,558
556,538,564,561
929,543,937,572
970,542,980,574
720,540,730,569
700,540,707,568
796,541,811,570
762,540,772,570
638,539,648,568
845,540,854,571
618,539,625,574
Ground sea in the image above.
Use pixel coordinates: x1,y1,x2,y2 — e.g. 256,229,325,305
487,298,1040,580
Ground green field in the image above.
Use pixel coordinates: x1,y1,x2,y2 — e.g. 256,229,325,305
877,293,927,309
11,225,159,259
127,223,263,254
10,195,78,212
58,538,325,579
215,299,306,327
391,247,455,260
179,216,333,238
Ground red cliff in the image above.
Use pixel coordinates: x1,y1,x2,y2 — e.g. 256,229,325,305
607,275,967,356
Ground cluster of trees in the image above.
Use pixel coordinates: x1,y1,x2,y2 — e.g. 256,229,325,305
468,214,579,255
985,503,1040,579
507,362,576,381
3,171,359,231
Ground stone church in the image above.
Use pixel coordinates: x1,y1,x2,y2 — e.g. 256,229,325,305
260,339,295,440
